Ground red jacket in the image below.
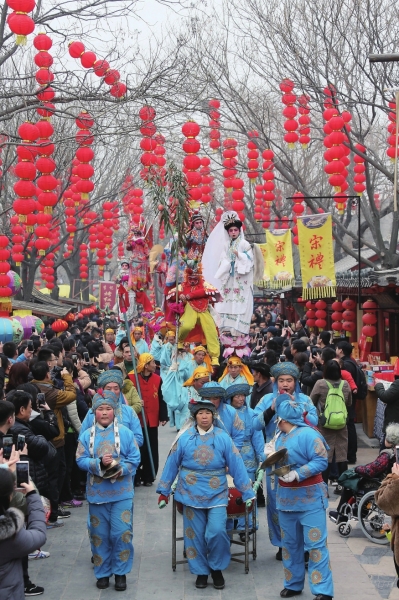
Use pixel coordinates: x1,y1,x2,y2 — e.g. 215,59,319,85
181,281,209,313
128,372,161,427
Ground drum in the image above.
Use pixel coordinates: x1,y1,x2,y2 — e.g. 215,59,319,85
227,475,253,518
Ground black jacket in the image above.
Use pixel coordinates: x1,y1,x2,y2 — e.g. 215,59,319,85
301,362,323,394
9,418,50,495
374,380,399,432
250,380,273,409
29,410,59,441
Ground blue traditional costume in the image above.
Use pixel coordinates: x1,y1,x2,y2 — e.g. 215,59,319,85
218,356,253,406
76,391,141,588
162,366,210,431
198,382,245,451
157,399,254,589
252,362,318,551
133,337,149,355
149,334,163,362
80,370,143,447
225,383,265,532
274,394,333,599
178,345,213,382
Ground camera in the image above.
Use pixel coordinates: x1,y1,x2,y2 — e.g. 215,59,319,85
17,434,25,451
27,340,34,351
16,461,29,487
2,436,13,459
37,392,46,408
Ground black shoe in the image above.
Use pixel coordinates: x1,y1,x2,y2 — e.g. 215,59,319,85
96,577,109,590
304,551,309,570
57,507,71,519
313,596,332,600
280,589,302,598
276,548,283,561
195,575,208,589
115,575,126,591
348,457,357,465
143,482,153,487
210,569,225,589
24,583,44,596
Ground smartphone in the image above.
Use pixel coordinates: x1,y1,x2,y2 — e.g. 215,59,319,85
27,340,34,351
83,352,90,362
16,461,29,487
17,434,25,451
280,355,286,362
37,392,45,408
72,353,78,363
2,436,13,459
284,320,289,327
396,445,399,465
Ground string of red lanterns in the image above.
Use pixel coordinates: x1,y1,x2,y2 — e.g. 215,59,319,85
386,99,398,162
200,157,212,204
280,79,298,149
182,121,202,204
341,297,356,337
291,191,304,245
209,99,221,152
353,143,366,196
298,95,311,149
247,130,259,183
139,106,157,181
0,236,12,314
331,300,343,337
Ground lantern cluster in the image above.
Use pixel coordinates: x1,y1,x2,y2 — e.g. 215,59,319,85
353,143,366,196
182,121,202,203
75,111,95,201
262,149,275,211
342,298,356,337
254,183,263,222
79,244,89,281
298,95,311,148
200,157,213,204
222,138,238,197
280,79,298,149
117,241,124,259
209,99,221,152
6,0,35,45
305,301,316,330
40,249,56,290
13,122,39,226
121,174,134,214
331,300,343,337
314,299,327,330
291,191,305,245
129,189,144,225
215,207,223,223
139,106,157,181
247,130,259,183
386,99,398,162
10,219,24,266
361,299,377,342
0,236,12,314
68,41,127,98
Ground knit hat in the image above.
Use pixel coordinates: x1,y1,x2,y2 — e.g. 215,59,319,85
136,352,154,373
188,399,217,416
225,383,250,399
92,390,119,412
385,423,399,446
97,370,124,390
183,366,210,387
198,381,225,399
270,362,300,380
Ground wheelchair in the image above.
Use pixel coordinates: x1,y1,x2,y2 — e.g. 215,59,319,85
330,475,390,545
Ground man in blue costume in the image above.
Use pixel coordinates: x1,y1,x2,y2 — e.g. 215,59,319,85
199,381,245,450
225,383,265,537
178,345,213,382
252,362,318,560
274,393,333,600
131,327,149,355
219,356,253,406
157,399,254,590
76,390,141,591
162,365,210,431
80,370,143,447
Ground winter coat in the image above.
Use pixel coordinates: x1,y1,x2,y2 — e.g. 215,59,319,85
300,361,323,394
66,400,81,434
77,369,91,390
9,418,50,495
375,473,399,565
374,379,399,432
123,379,142,415
0,492,47,600
30,374,76,447
29,410,59,441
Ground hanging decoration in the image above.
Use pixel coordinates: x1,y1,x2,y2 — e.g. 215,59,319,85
209,99,221,152
387,99,398,162
263,229,295,288
361,299,377,342
291,191,304,245
200,157,212,204
298,95,311,148
280,79,298,149
331,300,343,337
314,299,327,330
222,137,238,213
341,297,356,338
0,236,12,314
247,130,259,183
6,0,35,45
353,143,366,196
139,106,157,181
182,121,202,204
254,183,263,222
305,301,316,331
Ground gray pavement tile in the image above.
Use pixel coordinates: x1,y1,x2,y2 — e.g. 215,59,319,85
356,553,387,565
369,575,397,599
362,546,390,557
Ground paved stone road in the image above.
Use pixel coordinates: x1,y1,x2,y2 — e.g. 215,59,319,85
29,426,399,599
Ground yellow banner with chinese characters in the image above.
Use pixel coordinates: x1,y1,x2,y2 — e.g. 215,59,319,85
297,213,336,299
255,243,270,288
265,229,295,288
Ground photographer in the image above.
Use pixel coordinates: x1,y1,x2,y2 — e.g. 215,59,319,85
2,341,33,365
0,353,11,399
301,349,323,394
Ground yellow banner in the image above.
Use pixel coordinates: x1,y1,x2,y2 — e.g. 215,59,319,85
297,213,336,299
255,243,270,288
266,230,295,288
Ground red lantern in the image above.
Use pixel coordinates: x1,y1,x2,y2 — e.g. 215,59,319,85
353,144,366,196
209,99,221,151
298,94,311,149
51,319,69,333
280,80,298,148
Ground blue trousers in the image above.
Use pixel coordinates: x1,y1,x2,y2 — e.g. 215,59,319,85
89,498,134,579
266,470,281,547
279,506,334,597
183,505,230,575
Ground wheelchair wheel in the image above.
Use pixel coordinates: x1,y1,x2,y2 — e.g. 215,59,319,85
358,490,390,545
338,522,351,537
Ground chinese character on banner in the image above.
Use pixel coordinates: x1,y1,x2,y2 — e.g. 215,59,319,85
297,213,336,299
265,229,295,288
275,240,285,252
99,282,117,311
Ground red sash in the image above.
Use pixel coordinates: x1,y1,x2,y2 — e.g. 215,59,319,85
278,473,323,488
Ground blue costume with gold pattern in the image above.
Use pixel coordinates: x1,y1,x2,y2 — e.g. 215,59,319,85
274,395,333,598
80,400,144,447
156,425,253,575
76,421,141,580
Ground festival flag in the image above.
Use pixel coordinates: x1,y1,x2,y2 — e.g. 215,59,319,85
265,229,295,288
255,243,270,287
297,213,336,299
99,281,117,311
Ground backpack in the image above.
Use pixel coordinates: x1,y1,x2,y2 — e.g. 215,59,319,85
342,357,367,400
320,380,348,430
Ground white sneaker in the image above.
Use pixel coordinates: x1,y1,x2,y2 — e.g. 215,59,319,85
28,550,50,560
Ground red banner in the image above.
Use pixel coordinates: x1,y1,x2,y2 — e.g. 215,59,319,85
99,282,117,311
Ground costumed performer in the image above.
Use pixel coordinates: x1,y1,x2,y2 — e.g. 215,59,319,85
76,390,141,591
176,267,221,367
218,356,253,406
161,365,210,432
198,382,245,450
178,345,213,382
273,393,333,600
225,383,265,537
157,399,254,590
202,211,263,336
130,327,149,355
80,370,143,447
185,212,208,264
252,362,318,559
128,353,168,486
159,330,177,380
